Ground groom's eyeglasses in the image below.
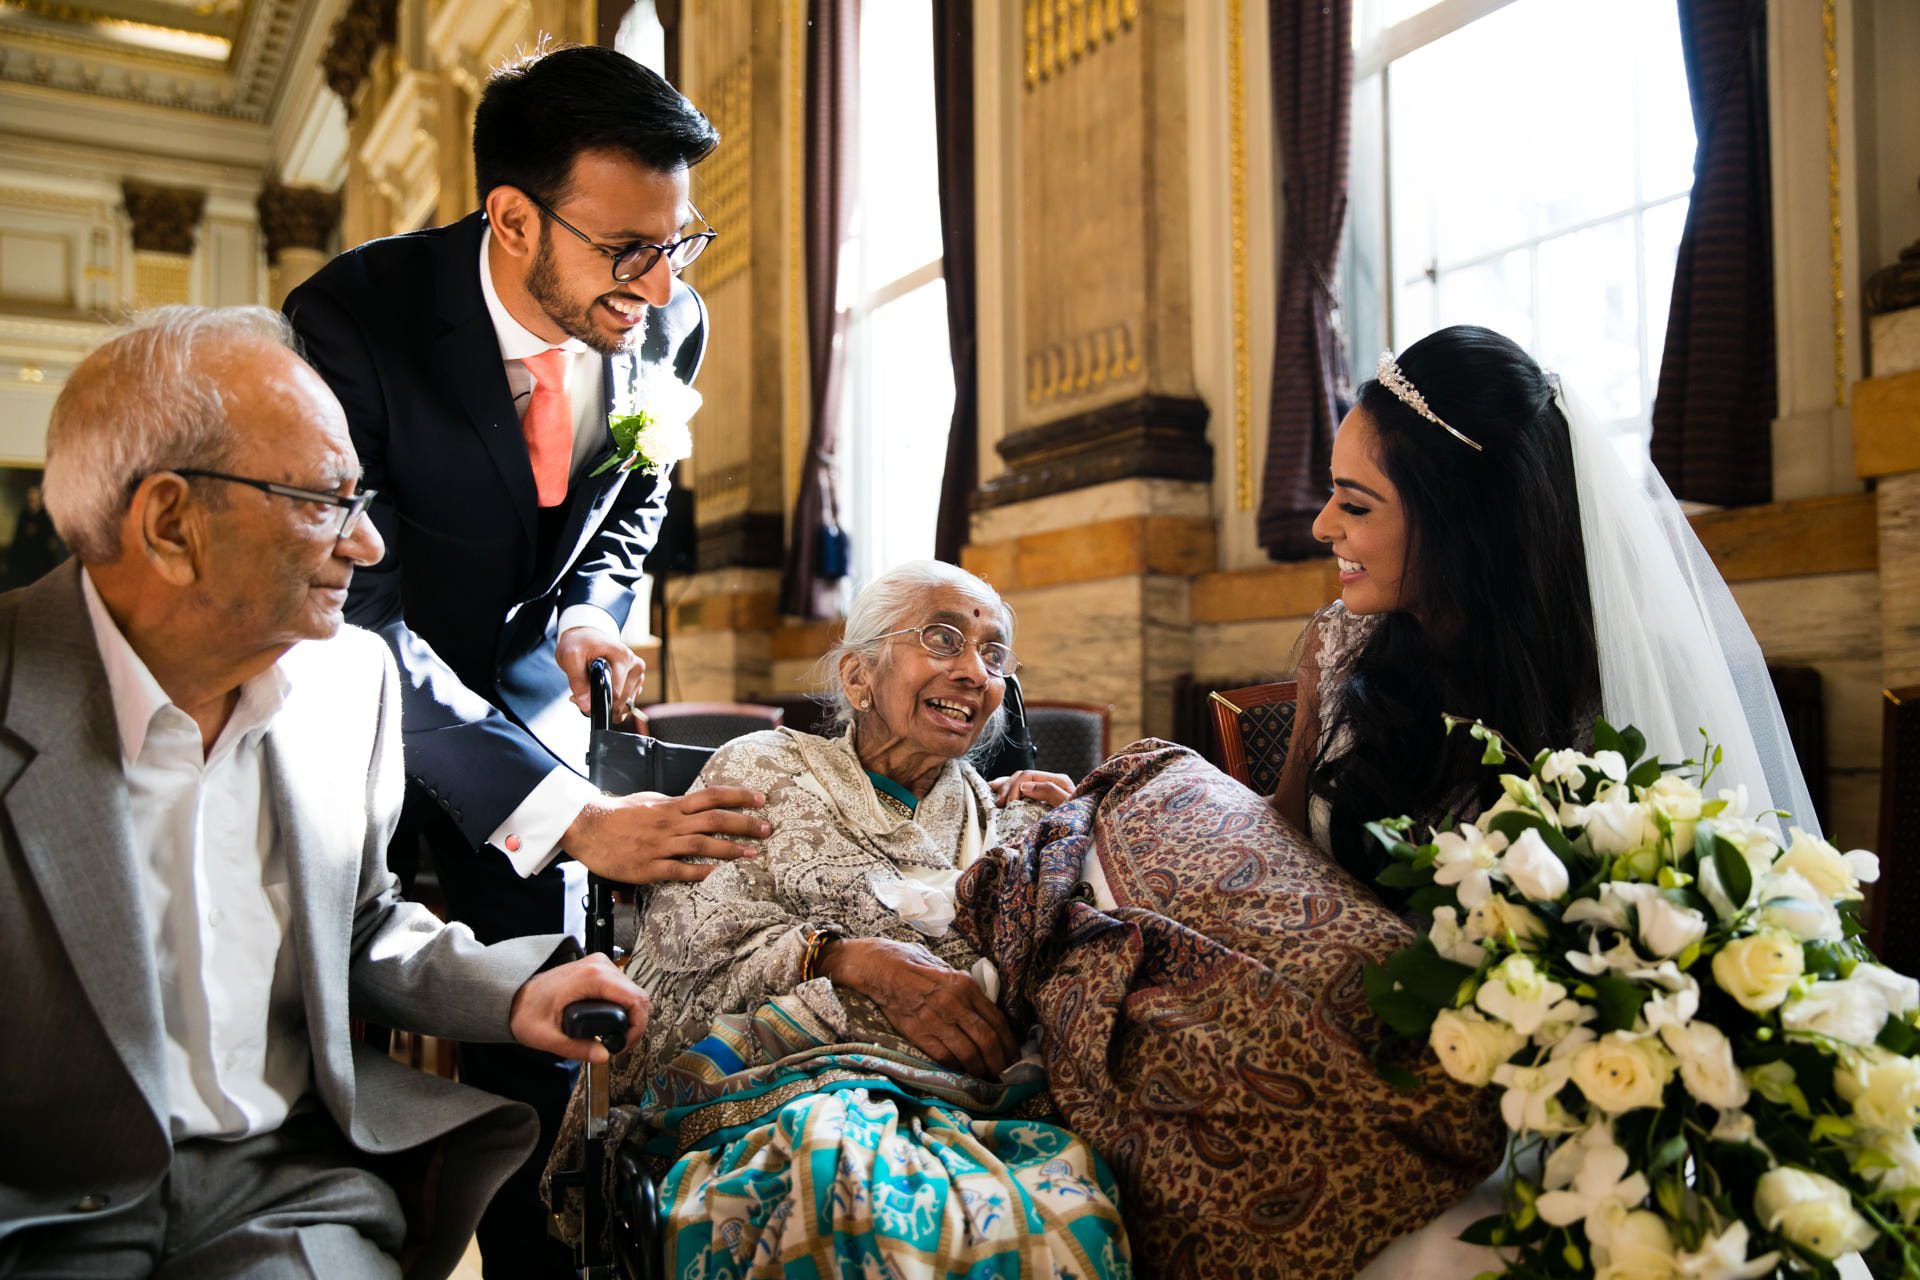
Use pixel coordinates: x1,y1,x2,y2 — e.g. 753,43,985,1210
526,195,716,284
172,469,377,541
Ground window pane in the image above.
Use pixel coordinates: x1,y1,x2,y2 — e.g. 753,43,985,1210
1636,1,1697,201
1642,195,1689,389
1432,249,1533,350
847,280,952,586
856,0,943,289
1536,219,1640,422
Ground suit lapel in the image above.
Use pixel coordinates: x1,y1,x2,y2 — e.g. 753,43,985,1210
436,213,538,548
2,564,169,1127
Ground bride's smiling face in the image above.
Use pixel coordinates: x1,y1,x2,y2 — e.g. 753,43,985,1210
1312,408,1412,616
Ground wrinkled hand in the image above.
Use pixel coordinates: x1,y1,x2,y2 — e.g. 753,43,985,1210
508,953,650,1064
556,627,645,724
989,770,1075,809
819,937,1018,1079
562,787,771,883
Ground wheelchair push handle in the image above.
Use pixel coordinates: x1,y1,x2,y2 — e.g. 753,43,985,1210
587,655,615,731
563,998,630,1056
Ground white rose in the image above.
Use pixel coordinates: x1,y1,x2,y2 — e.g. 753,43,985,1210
1465,894,1550,948
1643,775,1703,856
1427,905,1486,967
1571,1031,1678,1113
1578,789,1662,859
1476,954,1569,1036
1855,964,1920,1017
1658,1022,1750,1109
1429,1007,1525,1087
1859,1126,1920,1194
1835,1046,1920,1132
1711,931,1803,1013
1567,882,1706,959
1782,970,1910,1047
1592,1208,1678,1280
1773,828,1864,901
1502,827,1570,902
1758,870,1843,942
1753,1167,1878,1259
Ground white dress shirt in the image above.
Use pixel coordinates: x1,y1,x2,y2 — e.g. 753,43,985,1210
82,571,309,1141
478,229,618,903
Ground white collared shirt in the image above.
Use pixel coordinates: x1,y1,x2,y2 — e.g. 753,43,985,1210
82,570,310,1141
477,227,618,903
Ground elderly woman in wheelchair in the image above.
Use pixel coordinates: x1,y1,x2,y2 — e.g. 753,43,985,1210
547,559,1127,1277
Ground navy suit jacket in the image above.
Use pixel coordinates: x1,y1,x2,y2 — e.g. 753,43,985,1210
284,211,706,851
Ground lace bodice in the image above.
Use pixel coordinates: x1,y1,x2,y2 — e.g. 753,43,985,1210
1303,601,1380,853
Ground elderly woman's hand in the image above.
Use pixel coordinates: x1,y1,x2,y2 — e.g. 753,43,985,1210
818,937,1019,1079
989,770,1075,809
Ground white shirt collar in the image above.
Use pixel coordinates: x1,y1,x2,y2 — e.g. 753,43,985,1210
81,569,291,764
478,224,589,365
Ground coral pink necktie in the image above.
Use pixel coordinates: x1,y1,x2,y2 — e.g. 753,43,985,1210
520,348,573,508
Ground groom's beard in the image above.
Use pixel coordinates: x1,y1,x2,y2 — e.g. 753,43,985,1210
526,226,649,357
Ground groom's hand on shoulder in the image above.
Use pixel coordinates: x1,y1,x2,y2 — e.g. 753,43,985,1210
562,788,772,883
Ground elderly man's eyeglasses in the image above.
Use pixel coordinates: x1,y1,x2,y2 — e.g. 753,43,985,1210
174,469,377,540
876,623,1017,678
526,194,716,284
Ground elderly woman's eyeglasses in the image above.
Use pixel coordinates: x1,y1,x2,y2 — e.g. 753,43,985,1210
876,623,1017,678
173,469,377,540
527,194,717,283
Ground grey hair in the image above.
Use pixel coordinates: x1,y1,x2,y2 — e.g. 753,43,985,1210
814,559,1015,759
44,305,296,563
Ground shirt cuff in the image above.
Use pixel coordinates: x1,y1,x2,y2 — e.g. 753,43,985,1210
556,605,623,643
489,767,603,876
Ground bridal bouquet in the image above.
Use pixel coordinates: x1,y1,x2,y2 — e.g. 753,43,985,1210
1364,719,1920,1278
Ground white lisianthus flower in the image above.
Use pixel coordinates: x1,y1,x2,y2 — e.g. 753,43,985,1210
1835,1046,1920,1132
1476,955,1569,1036
1426,905,1485,967
1464,894,1550,949
1590,750,1629,783
1571,1031,1678,1113
1566,932,1656,978
1535,997,1598,1050
1753,1167,1878,1259
1782,966,1919,1047
1774,828,1866,901
1643,774,1704,856
1590,1207,1678,1280
1502,827,1570,902
1758,869,1845,942
1673,1220,1779,1280
1537,1124,1651,1233
1636,970,1701,1033
1659,1021,1750,1109
1858,1126,1920,1194
1429,1008,1525,1086
1566,882,1707,960
1711,930,1804,1013
1492,1058,1579,1134
1432,825,1509,907
1576,787,1662,859
1540,749,1592,792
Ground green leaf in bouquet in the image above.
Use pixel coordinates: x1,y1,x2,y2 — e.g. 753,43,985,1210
1810,1114,1857,1142
1487,810,1582,871
1388,940,1478,1009
1877,1015,1920,1057
1649,1134,1690,1176
1618,725,1647,768
1705,826,1753,916
1803,940,1849,981
1457,1213,1510,1247
1363,961,1439,1038
1626,757,1665,790
1480,735,1506,766
1406,884,1457,916
1377,859,1431,889
1367,1038,1423,1091
1592,718,1622,755
1591,974,1651,1033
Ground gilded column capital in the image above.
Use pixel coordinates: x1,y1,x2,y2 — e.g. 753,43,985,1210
258,183,344,264
324,0,398,116
120,181,207,255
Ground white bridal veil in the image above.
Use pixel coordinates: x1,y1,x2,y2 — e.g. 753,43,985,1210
1559,386,1820,837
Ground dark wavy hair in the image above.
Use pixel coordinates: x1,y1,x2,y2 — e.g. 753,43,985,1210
473,44,719,206
1310,325,1600,892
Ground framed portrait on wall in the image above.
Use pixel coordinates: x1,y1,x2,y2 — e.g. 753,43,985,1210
0,464,66,590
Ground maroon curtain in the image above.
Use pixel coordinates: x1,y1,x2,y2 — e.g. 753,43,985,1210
780,0,859,618
1257,0,1354,560
1650,0,1773,508
932,0,975,565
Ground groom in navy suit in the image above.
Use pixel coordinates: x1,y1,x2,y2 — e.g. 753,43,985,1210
285,45,768,1277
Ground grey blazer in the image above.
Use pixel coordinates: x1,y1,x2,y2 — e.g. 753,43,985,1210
0,562,570,1279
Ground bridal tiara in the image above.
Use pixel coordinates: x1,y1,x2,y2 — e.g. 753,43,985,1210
1375,351,1484,452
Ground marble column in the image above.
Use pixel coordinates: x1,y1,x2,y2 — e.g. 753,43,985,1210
963,0,1211,744
121,181,206,309
258,183,343,307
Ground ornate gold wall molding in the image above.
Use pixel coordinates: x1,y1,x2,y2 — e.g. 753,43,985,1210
1226,0,1251,512
1823,0,1845,409
257,183,342,264
132,251,191,309
690,53,752,292
1025,0,1138,88
324,0,398,117
120,181,206,255
1025,322,1141,406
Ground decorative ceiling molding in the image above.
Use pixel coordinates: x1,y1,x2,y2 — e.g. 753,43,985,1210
0,0,306,121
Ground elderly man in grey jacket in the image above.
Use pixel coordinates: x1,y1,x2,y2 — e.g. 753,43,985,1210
0,306,648,1279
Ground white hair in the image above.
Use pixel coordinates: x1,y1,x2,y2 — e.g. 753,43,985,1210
43,305,296,563
815,559,1015,755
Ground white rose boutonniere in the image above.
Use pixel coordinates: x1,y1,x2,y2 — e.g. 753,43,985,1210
593,368,701,478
